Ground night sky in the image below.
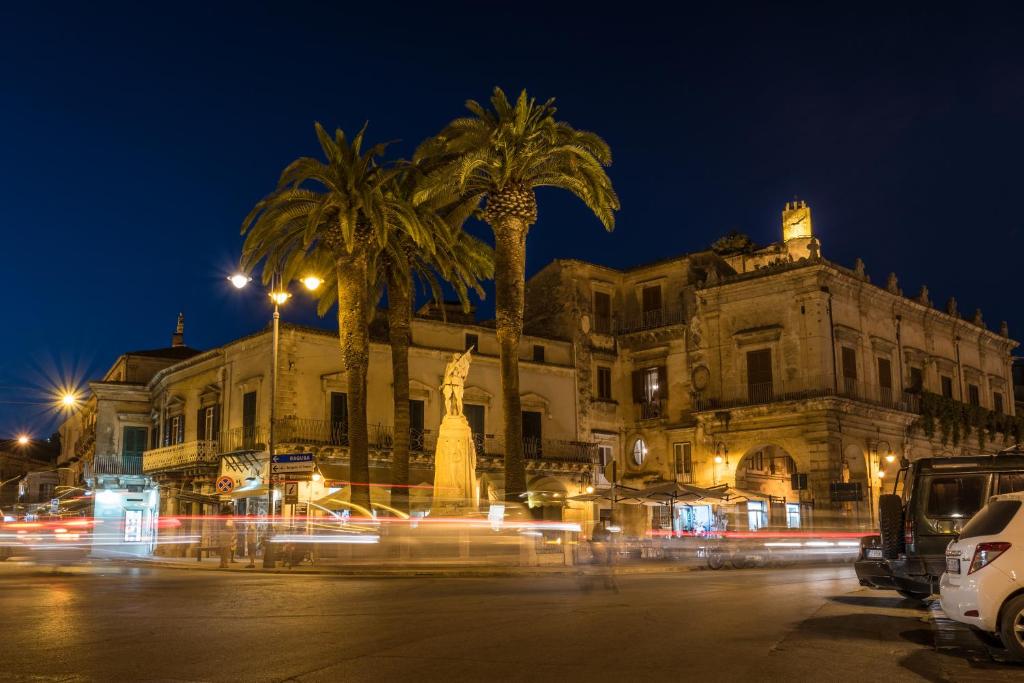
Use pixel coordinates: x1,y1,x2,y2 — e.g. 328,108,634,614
3,3,1023,437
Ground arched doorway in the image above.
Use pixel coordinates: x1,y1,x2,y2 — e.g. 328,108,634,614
734,444,804,530
527,476,567,521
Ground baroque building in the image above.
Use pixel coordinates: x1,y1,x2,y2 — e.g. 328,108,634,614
524,201,1018,534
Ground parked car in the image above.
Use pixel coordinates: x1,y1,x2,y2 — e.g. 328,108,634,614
940,492,1024,659
855,451,1024,601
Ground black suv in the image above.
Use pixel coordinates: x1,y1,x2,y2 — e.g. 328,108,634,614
855,451,1024,600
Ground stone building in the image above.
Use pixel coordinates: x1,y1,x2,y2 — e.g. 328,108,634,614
59,308,595,553
524,201,1019,535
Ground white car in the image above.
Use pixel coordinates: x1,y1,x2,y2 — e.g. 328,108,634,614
940,491,1024,658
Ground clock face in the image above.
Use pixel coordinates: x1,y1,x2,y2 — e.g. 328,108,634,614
783,207,811,240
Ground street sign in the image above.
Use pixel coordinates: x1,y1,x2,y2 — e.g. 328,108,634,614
283,481,299,505
215,476,235,494
271,472,312,482
270,453,315,474
50,498,59,514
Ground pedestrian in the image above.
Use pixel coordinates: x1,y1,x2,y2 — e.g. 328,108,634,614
245,515,257,568
218,515,234,569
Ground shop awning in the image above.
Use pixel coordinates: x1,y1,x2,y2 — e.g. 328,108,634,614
567,486,643,504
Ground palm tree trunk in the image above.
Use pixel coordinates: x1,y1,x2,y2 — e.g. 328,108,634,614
493,219,528,501
387,269,413,514
336,253,372,515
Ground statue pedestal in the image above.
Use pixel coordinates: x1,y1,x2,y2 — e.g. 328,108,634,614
432,414,478,513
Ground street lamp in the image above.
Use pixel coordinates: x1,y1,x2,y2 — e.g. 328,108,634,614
712,442,729,484
17,435,30,446
229,270,320,567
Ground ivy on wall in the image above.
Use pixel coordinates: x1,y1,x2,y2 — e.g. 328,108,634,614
909,392,1024,449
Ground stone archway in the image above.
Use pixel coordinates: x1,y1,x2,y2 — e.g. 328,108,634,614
734,443,800,500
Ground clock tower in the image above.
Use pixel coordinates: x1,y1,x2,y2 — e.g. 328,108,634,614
782,200,812,242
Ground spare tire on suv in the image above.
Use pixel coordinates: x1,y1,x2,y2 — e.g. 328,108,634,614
878,494,905,560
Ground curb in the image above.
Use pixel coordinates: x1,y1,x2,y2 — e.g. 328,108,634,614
117,559,701,578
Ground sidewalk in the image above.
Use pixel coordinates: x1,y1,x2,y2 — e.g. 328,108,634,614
118,554,701,578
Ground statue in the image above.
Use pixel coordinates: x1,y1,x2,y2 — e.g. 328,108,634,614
432,348,479,510
973,308,985,327
806,237,820,260
886,272,900,295
441,348,473,417
854,258,866,279
946,297,958,317
917,285,931,307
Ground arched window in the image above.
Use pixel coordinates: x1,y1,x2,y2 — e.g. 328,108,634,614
632,438,648,466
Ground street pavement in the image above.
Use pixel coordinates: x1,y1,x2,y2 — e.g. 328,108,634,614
0,561,1021,682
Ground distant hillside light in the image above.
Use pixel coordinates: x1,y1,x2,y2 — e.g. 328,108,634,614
229,273,252,289
301,275,323,291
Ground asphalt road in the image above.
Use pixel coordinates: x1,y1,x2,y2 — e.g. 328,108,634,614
1,562,1021,682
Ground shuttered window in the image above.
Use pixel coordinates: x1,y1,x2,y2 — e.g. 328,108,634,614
841,347,857,379
631,366,665,403
196,405,220,441
877,357,892,390
330,392,349,445
968,384,980,406
122,427,147,457
597,366,612,400
593,291,612,333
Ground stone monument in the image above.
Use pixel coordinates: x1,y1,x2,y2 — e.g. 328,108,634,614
432,348,478,511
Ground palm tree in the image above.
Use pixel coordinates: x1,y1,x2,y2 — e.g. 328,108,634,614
241,123,434,513
379,188,492,513
414,88,619,501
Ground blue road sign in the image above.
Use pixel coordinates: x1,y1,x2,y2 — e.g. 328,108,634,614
271,453,314,464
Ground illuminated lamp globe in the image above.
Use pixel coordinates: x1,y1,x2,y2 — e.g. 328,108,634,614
17,435,29,445
585,485,595,494
301,275,323,291
885,452,896,463
311,472,322,482
61,393,77,408
877,470,886,479
229,273,251,289
714,455,724,464
269,291,291,305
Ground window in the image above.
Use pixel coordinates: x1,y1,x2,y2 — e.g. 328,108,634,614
597,445,613,468
968,384,980,406
632,438,648,466
464,403,485,452
997,473,1024,495
166,415,184,446
841,347,857,380
786,503,801,529
122,427,147,462
877,357,892,397
522,410,543,457
747,501,767,531
532,345,545,363
995,392,1005,414
593,291,612,334
747,451,764,471
641,285,662,320
38,483,54,501
464,333,478,351
330,392,349,446
673,442,692,481
196,405,220,441
242,391,258,449
959,500,1022,540
924,475,987,518
409,399,425,451
632,367,666,403
746,349,773,402
941,375,953,398
596,366,612,400
908,366,923,393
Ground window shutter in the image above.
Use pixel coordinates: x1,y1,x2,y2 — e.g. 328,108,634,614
163,419,170,447
177,415,185,444
631,370,644,403
197,408,206,441
212,405,221,442
657,366,668,399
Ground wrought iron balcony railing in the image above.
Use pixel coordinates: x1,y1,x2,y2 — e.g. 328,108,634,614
143,440,219,473
616,306,686,335
693,374,922,413
480,435,599,464
89,453,143,476
635,399,667,421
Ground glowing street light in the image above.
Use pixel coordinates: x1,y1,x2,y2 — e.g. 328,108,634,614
301,275,323,291
269,291,291,306
885,451,896,464
877,470,886,479
17,435,30,445
60,392,79,408
228,273,252,289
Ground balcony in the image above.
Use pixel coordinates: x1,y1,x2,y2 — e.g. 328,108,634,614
635,399,667,421
693,374,922,413
89,453,143,476
276,418,436,453
143,440,219,473
219,425,267,453
616,306,685,335
480,435,599,465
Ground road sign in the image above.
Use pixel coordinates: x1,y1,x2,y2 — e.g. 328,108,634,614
215,476,235,494
50,498,59,514
283,481,299,505
270,453,315,474
271,472,312,482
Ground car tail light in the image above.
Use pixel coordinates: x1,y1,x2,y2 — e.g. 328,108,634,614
968,542,1011,574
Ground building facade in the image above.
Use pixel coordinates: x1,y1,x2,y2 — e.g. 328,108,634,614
524,202,1019,535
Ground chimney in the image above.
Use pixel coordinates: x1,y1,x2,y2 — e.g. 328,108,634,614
172,312,185,347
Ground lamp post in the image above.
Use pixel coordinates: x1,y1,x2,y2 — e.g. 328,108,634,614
230,270,320,567
867,431,895,528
